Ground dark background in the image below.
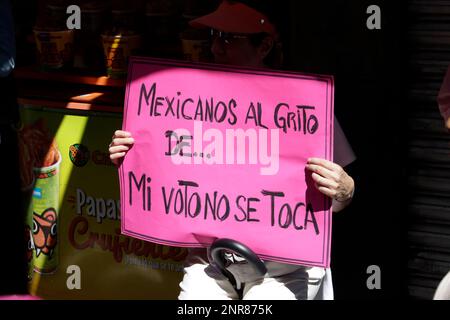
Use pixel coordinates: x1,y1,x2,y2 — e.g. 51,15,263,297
282,0,410,299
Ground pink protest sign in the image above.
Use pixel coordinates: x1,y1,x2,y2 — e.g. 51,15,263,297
120,57,334,267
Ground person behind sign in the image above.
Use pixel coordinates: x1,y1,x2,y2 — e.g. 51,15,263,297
109,0,356,300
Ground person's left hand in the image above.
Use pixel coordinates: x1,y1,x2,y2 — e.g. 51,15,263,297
306,157,354,201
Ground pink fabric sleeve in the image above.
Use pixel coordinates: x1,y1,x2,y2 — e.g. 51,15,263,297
334,117,356,168
0,295,41,300
438,65,450,123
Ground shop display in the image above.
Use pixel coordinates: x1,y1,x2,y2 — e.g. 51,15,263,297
17,104,187,299
30,0,220,75
15,0,223,299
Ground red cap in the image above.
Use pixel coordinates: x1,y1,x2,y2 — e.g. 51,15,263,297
189,1,276,36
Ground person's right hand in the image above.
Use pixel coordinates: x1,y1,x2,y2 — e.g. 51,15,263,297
109,130,134,166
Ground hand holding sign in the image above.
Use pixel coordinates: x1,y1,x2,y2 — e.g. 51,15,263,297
306,157,355,204
109,130,134,166
111,138,354,206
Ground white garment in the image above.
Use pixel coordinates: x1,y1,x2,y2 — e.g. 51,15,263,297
178,249,328,300
178,117,356,300
434,270,450,300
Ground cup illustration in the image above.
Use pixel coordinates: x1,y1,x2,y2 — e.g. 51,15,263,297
33,28,74,70
19,119,61,274
101,33,142,79
29,150,61,274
